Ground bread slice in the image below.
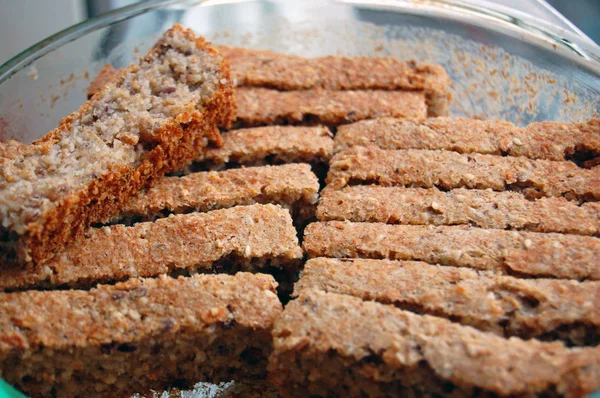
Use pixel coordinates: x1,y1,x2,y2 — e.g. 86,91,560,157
115,164,319,225
219,45,450,117
317,186,600,236
0,273,281,397
302,221,600,280
192,125,333,170
295,258,600,346
0,25,234,264
326,146,600,201
0,204,301,291
269,290,600,397
234,87,426,127
334,117,600,164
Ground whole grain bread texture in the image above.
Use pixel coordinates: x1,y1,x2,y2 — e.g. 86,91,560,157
0,273,281,397
269,290,600,398
192,125,333,170
0,24,235,265
295,258,600,346
326,146,600,202
219,45,450,117
0,204,302,291
334,117,600,164
317,186,600,236
115,164,319,224
234,88,426,127
303,221,600,280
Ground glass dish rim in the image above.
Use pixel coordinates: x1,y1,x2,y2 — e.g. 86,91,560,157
1,0,600,85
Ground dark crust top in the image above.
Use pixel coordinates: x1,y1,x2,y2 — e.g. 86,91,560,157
0,204,302,291
270,290,600,397
0,25,235,265
197,125,334,168
302,221,600,280
295,258,600,344
219,45,450,117
326,146,600,202
317,186,600,236
119,163,319,219
334,117,600,163
234,87,427,127
86,64,118,99
0,273,280,353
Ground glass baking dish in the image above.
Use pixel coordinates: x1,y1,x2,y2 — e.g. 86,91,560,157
0,0,598,396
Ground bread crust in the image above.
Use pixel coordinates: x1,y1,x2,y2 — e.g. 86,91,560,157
295,258,600,346
317,186,600,236
234,88,426,127
269,290,600,397
116,164,319,225
219,45,450,116
302,221,600,280
195,125,333,170
334,117,600,163
0,273,281,397
326,146,600,201
0,204,302,291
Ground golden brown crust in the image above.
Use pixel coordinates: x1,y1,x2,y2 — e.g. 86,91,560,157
295,258,600,346
219,45,450,117
317,186,600,236
334,117,600,163
0,273,281,397
234,87,426,127
87,64,118,98
269,290,600,397
196,125,334,169
117,164,319,223
0,204,302,291
326,146,600,201
0,25,235,265
302,221,600,280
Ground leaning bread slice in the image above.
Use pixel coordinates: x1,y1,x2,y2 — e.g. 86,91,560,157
334,117,600,163
317,186,600,236
0,24,234,265
219,45,450,117
326,146,600,201
0,204,301,291
269,290,600,398
234,87,426,127
116,164,319,225
0,273,281,397
302,222,600,280
295,258,600,346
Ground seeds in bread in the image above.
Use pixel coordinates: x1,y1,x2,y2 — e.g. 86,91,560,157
269,290,600,398
116,164,319,225
0,204,302,291
326,146,600,201
0,25,234,264
317,186,600,236
295,258,600,346
0,273,281,397
302,221,600,280
219,45,450,117
334,117,600,164
234,87,426,127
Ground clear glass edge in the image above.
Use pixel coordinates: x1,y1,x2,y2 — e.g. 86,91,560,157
2,0,600,84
